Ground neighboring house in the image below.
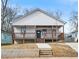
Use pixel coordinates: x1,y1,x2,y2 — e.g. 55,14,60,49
70,31,78,42
65,31,78,42
1,31,12,44
12,8,65,44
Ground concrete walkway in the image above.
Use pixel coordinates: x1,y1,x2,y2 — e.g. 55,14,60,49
65,43,78,52
36,43,51,49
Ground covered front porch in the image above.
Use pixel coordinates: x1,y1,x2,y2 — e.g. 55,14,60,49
12,25,64,44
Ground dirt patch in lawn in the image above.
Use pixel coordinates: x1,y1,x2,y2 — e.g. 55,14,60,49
49,43,78,57
1,43,38,49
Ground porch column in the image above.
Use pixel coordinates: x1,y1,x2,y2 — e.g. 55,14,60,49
52,26,53,42
63,26,64,42
23,26,26,43
35,26,36,43
23,32,25,44
56,26,57,42
12,26,15,44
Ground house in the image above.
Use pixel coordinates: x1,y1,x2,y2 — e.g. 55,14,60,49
68,31,78,42
12,8,65,44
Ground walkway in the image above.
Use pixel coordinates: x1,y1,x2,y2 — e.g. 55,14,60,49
36,43,51,49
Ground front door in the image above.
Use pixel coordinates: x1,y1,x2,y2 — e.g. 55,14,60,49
36,30,41,38
36,29,47,43
36,30,44,43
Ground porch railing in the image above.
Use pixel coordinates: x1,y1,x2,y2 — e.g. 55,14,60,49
13,32,61,40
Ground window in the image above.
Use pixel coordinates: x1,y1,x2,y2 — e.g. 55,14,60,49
41,29,47,38
21,26,26,33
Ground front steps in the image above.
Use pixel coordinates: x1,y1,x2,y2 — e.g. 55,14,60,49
39,49,53,57
36,43,53,57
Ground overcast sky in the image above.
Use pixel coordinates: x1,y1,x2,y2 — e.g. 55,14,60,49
8,0,78,33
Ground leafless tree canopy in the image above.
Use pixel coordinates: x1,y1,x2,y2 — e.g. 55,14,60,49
70,11,78,32
53,10,62,20
1,0,8,25
1,0,17,32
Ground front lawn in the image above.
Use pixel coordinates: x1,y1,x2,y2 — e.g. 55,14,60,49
50,43,78,57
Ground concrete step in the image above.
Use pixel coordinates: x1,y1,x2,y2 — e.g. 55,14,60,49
39,50,53,57
40,53,52,55
40,51,52,54
40,54,52,57
40,50,52,51
40,51,52,53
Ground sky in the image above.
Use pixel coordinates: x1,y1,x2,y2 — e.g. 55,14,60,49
8,0,78,33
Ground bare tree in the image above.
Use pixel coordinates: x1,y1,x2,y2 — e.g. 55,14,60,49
23,9,29,15
4,7,17,32
70,11,78,32
1,0,8,31
1,0,17,32
53,10,62,20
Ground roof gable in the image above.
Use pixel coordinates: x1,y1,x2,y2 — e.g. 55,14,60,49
12,8,64,26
